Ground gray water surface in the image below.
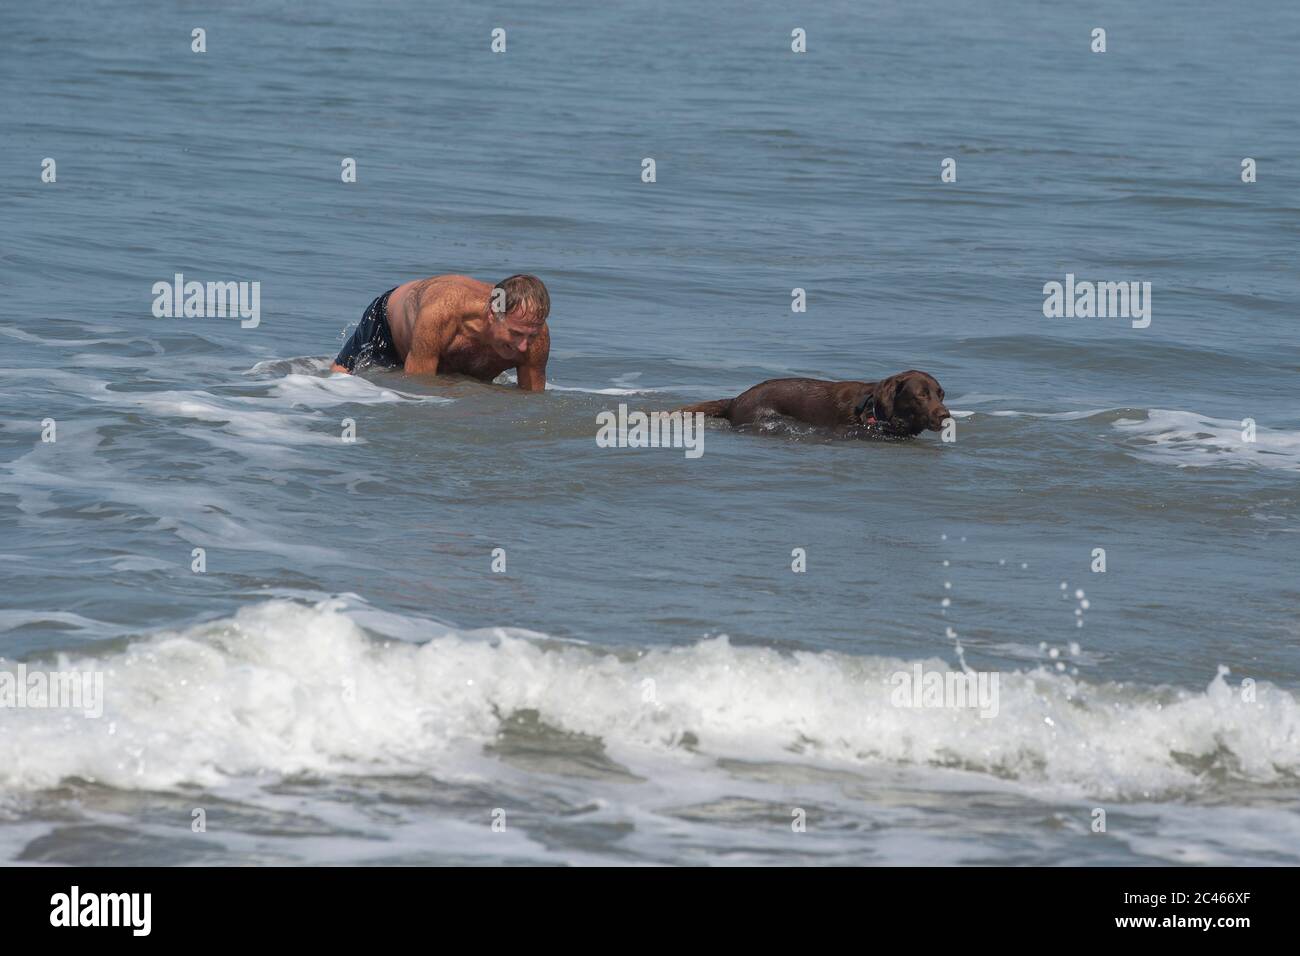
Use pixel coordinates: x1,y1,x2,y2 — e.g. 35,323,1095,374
1,0,1298,865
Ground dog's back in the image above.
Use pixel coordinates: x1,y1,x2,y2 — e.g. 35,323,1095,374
676,371,949,435
681,378,865,427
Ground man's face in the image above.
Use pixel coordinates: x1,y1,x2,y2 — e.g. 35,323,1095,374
487,305,544,357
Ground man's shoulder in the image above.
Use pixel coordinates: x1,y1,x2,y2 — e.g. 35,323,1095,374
408,277,480,317
428,274,491,296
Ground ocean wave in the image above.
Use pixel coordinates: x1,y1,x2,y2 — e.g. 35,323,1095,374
1,600,1294,799
545,383,664,396
984,405,1300,473
1113,409,1300,473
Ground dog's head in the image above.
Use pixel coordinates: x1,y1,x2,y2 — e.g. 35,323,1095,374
863,370,949,436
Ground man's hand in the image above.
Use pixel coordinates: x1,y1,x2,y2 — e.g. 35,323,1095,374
516,325,549,391
518,364,545,391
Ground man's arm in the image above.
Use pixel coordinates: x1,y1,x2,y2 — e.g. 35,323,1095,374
403,298,451,374
404,352,438,375
517,324,549,391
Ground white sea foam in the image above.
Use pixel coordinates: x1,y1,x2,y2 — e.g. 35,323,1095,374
268,372,451,406
246,356,334,376
123,391,347,446
0,366,422,559
2,427,348,564
546,384,663,396
1,600,1294,800
989,408,1114,421
1113,409,1300,472
986,405,1300,472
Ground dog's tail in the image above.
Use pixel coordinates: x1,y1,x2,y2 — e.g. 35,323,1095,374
676,398,733,419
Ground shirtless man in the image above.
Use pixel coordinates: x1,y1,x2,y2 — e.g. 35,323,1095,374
330,274,550,390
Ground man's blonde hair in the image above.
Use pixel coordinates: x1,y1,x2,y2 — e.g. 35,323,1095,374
492,274,550,322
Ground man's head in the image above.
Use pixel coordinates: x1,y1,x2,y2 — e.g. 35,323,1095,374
485,274,550,357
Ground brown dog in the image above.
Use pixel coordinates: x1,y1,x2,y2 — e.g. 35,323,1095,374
678,370,950,437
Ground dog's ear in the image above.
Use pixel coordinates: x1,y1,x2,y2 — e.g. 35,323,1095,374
872,375,902,423
852,387,875,421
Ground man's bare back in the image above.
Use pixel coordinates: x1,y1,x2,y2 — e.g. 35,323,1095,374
331,274,550,391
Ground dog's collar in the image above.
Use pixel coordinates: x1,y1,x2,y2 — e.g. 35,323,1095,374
854,392,880,425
